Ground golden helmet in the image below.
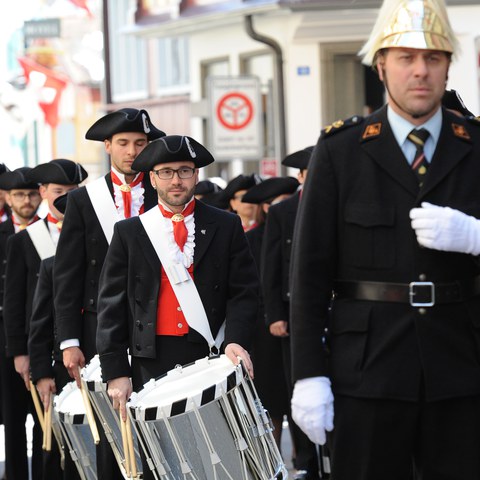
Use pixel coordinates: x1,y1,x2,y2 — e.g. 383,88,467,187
360,0,459,67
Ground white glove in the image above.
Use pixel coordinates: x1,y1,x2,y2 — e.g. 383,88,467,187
291,376,334,445
410,202,480,255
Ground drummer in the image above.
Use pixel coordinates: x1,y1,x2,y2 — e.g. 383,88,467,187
96,135,259,479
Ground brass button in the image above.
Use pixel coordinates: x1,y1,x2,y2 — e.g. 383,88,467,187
177,306,182,312
177,323,183,329
419,274,427,281
419,308,427,315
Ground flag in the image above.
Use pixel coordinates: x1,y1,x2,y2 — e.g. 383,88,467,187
18,56,69,128
69,0,93,18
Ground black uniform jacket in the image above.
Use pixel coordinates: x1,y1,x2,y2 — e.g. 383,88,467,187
261,191,299,326
0,218,14,318
28,256,57,383
290,106,480,402
3,220,46,357
96,200,259,382
53,173,157,347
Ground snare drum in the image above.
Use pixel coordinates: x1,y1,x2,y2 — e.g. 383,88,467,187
54,381,97,480
129,355,287,480
82,354,143,479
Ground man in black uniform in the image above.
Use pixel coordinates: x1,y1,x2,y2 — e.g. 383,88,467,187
289,1,480,479
0,168,42,480
260,148,323,480
3,160,87,479
96,135,258,480
53,108,165,480
28,193,81,480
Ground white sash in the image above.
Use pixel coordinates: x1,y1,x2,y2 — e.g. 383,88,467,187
140,207,225,352
86,176,120,245
26,221,56,260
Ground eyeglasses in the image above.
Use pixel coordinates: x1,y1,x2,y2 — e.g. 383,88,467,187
11,191,40,201
152,167,196,180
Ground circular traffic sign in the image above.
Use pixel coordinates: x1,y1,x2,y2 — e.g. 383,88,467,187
216,92,254,130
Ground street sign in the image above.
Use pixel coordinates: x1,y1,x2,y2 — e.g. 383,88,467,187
208,76,263,160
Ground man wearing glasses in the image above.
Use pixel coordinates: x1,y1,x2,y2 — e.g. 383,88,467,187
0,167,42,480
96,135,258,480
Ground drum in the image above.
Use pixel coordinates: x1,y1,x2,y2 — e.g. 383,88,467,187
129,355,287,480
54,381,97,480
82,354,143,479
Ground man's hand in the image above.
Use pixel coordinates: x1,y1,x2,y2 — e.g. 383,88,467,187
269,320,289,337
36,378,56,411
225,343,254,379
63,346,85,388
14,355,31,390
107,377,132,421
291,376,334,445
410,202,480,255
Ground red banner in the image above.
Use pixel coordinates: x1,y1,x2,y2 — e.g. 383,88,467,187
18,56,69,128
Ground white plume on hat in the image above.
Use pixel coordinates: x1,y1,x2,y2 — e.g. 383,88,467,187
359,0,460,67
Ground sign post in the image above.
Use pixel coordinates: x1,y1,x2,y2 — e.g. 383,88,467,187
208,76,263,160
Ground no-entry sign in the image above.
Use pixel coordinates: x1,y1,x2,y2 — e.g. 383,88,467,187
208,76,262,160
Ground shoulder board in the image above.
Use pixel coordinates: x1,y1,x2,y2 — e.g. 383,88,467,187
466,115,480,126
321,115,364,138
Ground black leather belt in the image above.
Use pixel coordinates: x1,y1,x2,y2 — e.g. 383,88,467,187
334,277,480,307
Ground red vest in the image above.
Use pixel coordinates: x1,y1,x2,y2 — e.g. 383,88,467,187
156,265,194,336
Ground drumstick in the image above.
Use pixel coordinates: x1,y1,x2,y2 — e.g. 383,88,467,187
119,412,131,477
78,367,100,445
125,413,137,478
46,396,53,452
30,380,45,432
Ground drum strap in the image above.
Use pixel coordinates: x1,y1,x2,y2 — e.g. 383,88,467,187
26,220,56,260
86,176,120,245
140,206,225,352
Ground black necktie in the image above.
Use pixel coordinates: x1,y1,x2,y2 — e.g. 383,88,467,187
408,128,430,185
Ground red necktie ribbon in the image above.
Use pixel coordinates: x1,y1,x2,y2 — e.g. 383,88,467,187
111,171,144,218
158,200,196,251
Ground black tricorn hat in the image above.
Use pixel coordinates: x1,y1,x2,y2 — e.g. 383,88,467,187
53,192,69,215
195,179,223,196
132,135,214,171
26,159,88,185
0,167,40,191
442,89,474,117
85,108,166,142
241,176,299,204
222,174,263,201
282,146,314,170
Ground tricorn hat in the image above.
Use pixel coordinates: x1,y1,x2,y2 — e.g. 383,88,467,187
85,108,166,142
222,174,263,201
132,135,214,172
360,0,459,67
0,167,40,191
442,89,474,117
53,192,69,215
195,179,223,196
241,176,299,205
282,146,314,170
26,159,88,185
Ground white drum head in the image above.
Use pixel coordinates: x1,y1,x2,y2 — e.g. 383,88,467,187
54,381,86,423
129,355,244,420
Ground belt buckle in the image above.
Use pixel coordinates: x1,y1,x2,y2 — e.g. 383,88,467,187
409,281,435,307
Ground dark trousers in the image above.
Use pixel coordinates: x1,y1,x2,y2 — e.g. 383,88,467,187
330,394,480,480
0,319,42,480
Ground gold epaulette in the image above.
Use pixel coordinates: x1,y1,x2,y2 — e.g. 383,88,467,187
321,115,364,137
